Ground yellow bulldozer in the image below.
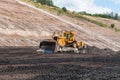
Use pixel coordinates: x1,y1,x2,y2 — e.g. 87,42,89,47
37,31,86,53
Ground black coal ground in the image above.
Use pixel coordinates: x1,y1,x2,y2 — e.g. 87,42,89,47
0,46,120,80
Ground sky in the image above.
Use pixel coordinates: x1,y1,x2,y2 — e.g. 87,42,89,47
52,0,120,15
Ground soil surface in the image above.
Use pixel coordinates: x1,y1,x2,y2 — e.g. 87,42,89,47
0,0,120,51
0,47,120,80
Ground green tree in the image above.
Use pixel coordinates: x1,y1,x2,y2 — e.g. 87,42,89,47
115,13,118,20
110,12,113,18
45,0,53,6
62,7,67,12
34,0,53,6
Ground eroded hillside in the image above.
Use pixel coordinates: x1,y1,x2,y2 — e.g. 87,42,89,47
0,0,120,51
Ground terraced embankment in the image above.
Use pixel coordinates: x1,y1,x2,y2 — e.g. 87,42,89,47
0,0,120,51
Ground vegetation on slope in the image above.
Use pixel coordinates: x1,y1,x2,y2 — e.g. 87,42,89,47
21,0,120,32
79,11,120,20
31,0,54,6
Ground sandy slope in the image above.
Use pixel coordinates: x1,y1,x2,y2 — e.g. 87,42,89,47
0,0,120,51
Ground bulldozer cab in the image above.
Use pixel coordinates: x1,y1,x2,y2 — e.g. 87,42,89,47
64,31,75,43
52,31,75,46
39,39,56,53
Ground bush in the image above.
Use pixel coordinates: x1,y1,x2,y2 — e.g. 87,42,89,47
62,7,67,12
33,0,54,6
111,24,115,28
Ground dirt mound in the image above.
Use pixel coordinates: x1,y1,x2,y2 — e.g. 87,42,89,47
85,46,117,55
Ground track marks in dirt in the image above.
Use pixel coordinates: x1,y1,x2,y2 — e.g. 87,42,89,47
0,47,120,80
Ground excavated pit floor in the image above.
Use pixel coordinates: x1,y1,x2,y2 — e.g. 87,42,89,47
0,47,120,80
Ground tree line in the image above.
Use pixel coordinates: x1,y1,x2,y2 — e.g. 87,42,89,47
79,11,120,20
32,0,54,6
31,0,120,20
